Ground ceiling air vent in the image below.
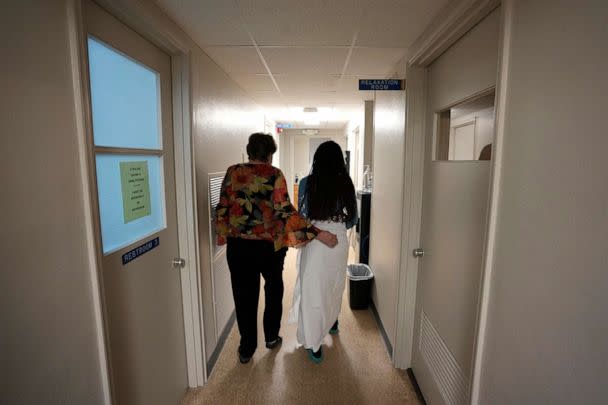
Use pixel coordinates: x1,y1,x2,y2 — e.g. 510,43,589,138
302,129,319,135
303,107,318,113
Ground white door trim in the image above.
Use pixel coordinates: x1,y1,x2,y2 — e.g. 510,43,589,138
171,53,207,387
392,1,505,393
71,0,207,391
66,1,112,402
470,1,512,402
392,64,427,369
408,0,501,67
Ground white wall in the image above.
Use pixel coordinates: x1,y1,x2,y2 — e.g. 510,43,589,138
294,135,310,179
0,1,107,403
345,114,365,189
478,1,608,403
368,90,407,348
281,129,348,193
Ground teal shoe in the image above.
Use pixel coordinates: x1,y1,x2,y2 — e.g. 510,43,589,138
329,320,339,335
307,347,323,364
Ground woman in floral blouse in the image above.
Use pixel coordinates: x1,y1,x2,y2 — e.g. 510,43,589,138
215,133,338,364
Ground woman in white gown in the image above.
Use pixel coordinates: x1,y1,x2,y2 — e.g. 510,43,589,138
288,141,358,363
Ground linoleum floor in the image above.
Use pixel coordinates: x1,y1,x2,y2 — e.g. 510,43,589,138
182,249,420,405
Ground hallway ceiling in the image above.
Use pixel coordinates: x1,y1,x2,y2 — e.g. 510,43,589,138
155,0,449,128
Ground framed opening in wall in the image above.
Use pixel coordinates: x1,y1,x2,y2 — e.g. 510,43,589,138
434,90,496,161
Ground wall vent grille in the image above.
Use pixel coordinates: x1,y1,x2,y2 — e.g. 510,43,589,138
208,172,225,257
419,310,469,405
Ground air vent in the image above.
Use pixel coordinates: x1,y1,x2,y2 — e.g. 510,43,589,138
419,310,469,405
303,107,318,113
302,129,319,135
208,172,225,257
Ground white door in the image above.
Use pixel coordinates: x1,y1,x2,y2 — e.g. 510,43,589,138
410,9,499,405
85,2,187,404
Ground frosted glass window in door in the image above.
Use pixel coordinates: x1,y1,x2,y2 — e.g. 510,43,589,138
88,36,161,149
96,154,166,254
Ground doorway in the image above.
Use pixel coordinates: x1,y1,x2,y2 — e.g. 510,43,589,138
83,1,188,403
408,8,500,405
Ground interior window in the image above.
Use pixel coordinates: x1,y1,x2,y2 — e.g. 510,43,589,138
435,91,495,161
88,36,166,254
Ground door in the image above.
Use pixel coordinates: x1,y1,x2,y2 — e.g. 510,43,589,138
410,9,499,405
84,2,187,404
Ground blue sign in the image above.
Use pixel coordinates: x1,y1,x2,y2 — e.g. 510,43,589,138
276,123,293,129
122,237,160,265
359,79,403,91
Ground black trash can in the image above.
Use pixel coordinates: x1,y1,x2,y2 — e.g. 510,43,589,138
347,264,374,310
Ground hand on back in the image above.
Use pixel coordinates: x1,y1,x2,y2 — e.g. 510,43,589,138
317,230,338,248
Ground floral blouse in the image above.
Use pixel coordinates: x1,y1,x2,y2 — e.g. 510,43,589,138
215,163,318,251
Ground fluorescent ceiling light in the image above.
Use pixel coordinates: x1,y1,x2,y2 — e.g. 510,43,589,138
304,118,320,126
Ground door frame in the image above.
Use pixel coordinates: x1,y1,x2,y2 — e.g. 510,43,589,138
68,0,207,400
392,1,507,404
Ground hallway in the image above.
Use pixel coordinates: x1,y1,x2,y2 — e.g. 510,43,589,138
182,249,420,405
4,0,608,403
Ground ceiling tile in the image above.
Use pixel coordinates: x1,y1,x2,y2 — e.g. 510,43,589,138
356,0,450,47
345,48,408,76
203,47,267,74
232,75,276,92
237,0,363,46
274,74,339,94
155,0,448,111
283,94,340,107
260,47,349,75
335,76,364,92
250,90,284,104
155,0,252,45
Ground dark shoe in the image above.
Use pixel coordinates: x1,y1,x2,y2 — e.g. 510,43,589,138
307,346,323,364
238,352,252,364
265,336,283,349
329,320,339,335
238,347,252,364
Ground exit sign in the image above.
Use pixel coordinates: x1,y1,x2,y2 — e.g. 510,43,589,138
359,79,403,91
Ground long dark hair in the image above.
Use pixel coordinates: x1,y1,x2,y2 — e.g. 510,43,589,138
304,141,356,223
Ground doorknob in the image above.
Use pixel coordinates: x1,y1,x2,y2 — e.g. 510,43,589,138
413,248,425,258
172,258,186,268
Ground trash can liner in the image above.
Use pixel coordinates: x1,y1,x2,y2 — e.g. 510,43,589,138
347,263,373,280
347,263,374,310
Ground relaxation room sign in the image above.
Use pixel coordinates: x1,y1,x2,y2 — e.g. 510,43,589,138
359,79,404,90
120,161,151,223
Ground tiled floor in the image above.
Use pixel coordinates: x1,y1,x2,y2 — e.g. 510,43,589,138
182,249,421,405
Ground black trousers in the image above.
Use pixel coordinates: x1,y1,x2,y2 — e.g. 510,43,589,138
226,238,287,357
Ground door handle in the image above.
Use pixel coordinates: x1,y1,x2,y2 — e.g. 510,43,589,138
172,257,186,268
413,248,425,258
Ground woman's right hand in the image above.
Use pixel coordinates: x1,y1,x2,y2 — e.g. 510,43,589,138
317,230,338,248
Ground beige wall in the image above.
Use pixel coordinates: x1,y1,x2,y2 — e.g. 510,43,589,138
479,1,608,403
190,45,264,359
0,1,264,400
368,90,407,347
0,0,107,403
94,0,265,362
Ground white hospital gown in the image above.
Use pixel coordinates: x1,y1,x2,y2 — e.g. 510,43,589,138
288,220,348,352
